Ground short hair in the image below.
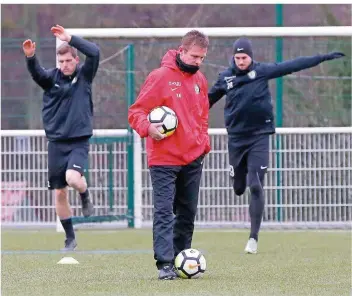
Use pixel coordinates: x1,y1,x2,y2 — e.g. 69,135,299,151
56,42,78,58
181,30,209,50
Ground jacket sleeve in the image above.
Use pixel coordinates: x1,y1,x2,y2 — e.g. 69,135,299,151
202,79,211,154
69,35,100,82
201,79,210,135
264,55,326,80
26,55,54,90
128,70,164,138
208,72,226,108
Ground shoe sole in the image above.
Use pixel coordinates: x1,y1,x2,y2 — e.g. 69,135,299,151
61,245,77,252
159,276,176,280
61,248,77,252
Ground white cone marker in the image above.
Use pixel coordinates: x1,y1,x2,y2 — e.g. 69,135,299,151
57,257,79,264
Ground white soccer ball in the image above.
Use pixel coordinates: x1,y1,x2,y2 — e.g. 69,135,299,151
147,106,178,137
174,248,206,279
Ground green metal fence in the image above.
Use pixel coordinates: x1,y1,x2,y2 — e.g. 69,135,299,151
1,31,351,228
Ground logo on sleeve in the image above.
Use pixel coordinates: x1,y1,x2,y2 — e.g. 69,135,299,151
224,76,236,90
194,84,200,94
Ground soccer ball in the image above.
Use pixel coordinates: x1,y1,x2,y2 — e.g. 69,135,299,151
147,106,178,137
174,248,206,279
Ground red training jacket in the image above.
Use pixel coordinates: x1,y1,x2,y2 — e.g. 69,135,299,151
128,49,211,166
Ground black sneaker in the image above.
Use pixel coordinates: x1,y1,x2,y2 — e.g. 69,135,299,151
61,238,77,252
158,264,177,280
81,198,94,217
173,266,180,277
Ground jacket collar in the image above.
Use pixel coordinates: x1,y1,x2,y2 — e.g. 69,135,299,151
60,66,79,81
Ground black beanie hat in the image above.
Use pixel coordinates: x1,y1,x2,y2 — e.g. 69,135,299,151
233,37,253,58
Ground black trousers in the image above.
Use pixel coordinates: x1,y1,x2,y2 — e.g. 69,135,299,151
228,134,270,241
149,154,204,270
228,134,269,195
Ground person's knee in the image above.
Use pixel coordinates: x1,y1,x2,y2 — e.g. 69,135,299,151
155,207,173,218
65,169,82,188
248,171,263,197
234,184,246,196
249,183,262,196
234,187,246,196
177,208,197,221
55,188,67,204
154,198,173,218
233,177,246,196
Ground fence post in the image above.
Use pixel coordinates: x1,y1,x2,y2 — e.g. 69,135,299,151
275,4,283,222
133,132,142,228
126,44,135,228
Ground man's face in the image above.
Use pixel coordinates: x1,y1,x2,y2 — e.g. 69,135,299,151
234,53,252,70
57,52,79,76
179,45,207,67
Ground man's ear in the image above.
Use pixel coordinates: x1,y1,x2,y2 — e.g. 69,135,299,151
75,56,80,64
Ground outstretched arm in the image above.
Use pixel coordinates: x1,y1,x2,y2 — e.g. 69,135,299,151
208,73,226,108
51,24,100,82
264,52,345,80
23,39,53,90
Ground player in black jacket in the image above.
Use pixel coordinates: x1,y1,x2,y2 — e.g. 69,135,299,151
23,24,100,251
208,37,345,254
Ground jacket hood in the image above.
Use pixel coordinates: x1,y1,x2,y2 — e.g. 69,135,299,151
160,49,180,71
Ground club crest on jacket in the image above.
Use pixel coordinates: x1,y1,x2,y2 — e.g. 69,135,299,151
248,70,256,79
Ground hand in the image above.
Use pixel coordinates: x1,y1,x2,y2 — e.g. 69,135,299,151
50,24,71,42
22,39,36,57
148,123,165,141
325,52,345,61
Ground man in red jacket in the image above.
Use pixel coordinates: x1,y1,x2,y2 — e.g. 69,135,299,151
128,30,210,280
